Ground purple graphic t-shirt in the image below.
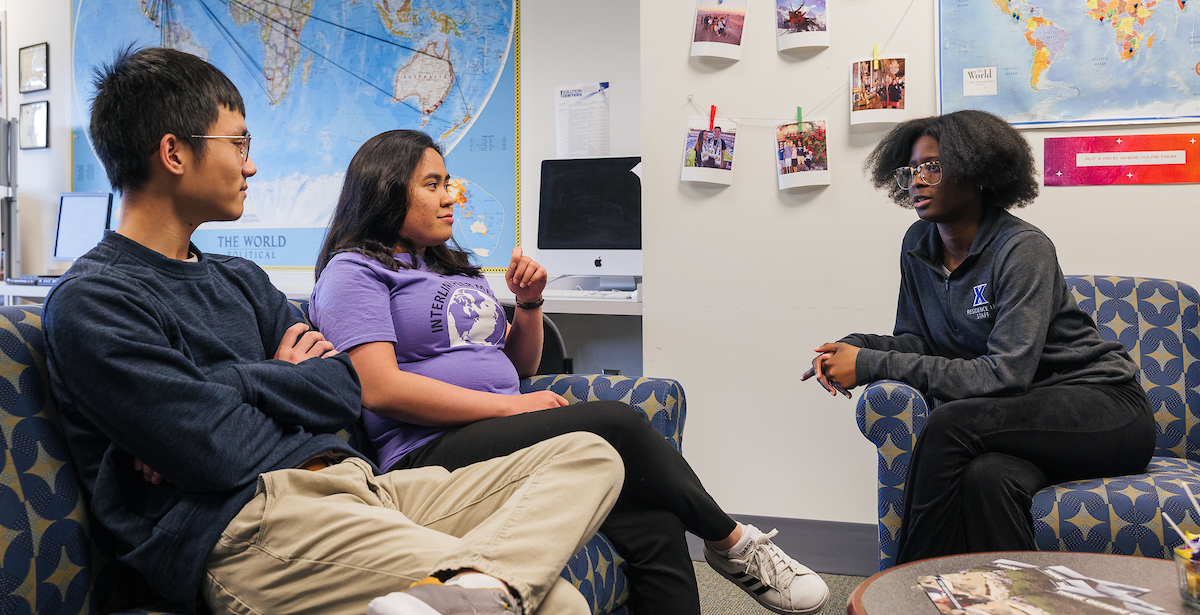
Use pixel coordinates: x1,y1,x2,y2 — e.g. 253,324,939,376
310,251,519,471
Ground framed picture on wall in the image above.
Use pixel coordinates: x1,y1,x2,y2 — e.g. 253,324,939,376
19,101,48,149
19,43,49,93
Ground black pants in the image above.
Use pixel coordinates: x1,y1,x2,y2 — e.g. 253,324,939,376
895,379,1156,563
390,401,738,615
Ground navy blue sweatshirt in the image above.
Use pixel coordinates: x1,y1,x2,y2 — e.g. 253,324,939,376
43,232,363,612
841,206,1137,401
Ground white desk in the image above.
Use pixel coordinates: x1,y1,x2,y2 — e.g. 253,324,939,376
267,270,642,316
0,282,53,305
0,273,643,317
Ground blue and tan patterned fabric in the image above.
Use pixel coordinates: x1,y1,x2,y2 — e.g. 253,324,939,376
857,276,1200,571
523,374,688,615
1,300,684,615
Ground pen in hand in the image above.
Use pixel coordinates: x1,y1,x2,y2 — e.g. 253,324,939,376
801,365,853,399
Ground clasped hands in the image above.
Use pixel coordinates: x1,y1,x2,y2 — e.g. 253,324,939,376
800,342,859,399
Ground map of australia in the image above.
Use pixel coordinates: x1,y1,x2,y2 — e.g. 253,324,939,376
939,0,1200,125
73,0,517,268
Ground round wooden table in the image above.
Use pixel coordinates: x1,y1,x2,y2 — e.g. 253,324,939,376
847,551,1183,615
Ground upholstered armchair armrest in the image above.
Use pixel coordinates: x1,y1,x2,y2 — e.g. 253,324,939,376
856,379,931,570
521,375,687,453
856,380,929,450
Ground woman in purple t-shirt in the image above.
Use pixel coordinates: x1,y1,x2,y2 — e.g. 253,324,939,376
311,130,828,615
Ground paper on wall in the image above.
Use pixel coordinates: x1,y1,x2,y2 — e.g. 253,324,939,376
556,82,610,158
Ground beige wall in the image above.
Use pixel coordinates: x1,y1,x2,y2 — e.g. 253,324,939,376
641,0,1200,525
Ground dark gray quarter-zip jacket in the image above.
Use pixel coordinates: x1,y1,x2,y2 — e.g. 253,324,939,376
840,206,1137,402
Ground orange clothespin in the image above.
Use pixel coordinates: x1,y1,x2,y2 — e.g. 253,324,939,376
709,105,716,130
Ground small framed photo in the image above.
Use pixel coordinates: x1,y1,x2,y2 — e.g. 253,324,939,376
19,101,48,149
19,43,49,93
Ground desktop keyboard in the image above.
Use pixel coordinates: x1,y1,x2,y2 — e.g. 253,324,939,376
541,289,636,300
6,275,61,287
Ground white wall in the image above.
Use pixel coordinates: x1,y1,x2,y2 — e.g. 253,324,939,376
641,0,1200,525
6,0,71,277
517,0,641,251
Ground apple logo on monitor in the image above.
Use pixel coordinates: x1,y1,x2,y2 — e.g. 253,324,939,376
595,257,602,268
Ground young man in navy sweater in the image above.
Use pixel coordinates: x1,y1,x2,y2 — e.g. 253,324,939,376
44,46,622,615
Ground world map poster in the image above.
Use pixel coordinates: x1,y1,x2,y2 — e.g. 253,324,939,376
937,0,1200,127
71,0,518,270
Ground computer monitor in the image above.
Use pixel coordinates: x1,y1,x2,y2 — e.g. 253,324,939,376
53,192,114,262
536,156,642,279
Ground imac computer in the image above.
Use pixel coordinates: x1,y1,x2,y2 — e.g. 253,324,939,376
536,156,641,283
53,192,114,262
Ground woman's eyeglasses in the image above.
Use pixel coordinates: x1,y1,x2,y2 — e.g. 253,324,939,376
894,160,942,189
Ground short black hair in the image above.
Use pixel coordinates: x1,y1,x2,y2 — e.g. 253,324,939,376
863,110,1039,209
315,130,480,280
89,46,246,193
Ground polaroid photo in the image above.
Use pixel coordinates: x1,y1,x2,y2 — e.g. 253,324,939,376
775,119,830,189
682,117,737,185
851,57,907,125
777,0,829,51
691,0,749,60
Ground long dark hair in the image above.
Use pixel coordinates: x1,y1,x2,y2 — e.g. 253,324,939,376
863,109,1039,210
315,130,480,280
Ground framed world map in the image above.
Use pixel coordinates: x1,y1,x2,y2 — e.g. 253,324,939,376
71,0,518,269
937,0,1200,127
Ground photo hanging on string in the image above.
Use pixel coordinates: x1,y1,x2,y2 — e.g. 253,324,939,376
850,57,907,125
776,119,830,189
682,116,737,185
691,0,748,60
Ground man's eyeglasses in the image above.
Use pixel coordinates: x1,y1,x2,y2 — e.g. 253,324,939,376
190,134,252,162
894,160,942,189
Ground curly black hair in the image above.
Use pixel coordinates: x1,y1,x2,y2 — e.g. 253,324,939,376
862,110,1039,209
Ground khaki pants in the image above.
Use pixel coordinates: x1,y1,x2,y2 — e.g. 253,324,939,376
203,433,622,615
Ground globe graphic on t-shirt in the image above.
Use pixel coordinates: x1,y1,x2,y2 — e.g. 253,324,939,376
446,288,505,347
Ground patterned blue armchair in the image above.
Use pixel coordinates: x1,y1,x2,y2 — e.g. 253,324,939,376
857,275,1200,570
1,302,687,615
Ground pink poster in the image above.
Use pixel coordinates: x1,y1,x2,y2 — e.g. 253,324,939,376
1044,134,1200,186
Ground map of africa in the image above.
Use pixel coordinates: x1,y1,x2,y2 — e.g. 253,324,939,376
938,0,1200,126
71,0,517,268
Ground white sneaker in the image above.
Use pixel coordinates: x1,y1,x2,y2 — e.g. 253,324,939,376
703,525,830,614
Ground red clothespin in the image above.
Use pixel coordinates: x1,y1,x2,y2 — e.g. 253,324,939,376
709,105,716,131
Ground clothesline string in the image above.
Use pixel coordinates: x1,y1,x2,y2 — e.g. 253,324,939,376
685,0,920,122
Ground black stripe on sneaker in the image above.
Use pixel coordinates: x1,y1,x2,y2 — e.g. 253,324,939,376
752,585,771,596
